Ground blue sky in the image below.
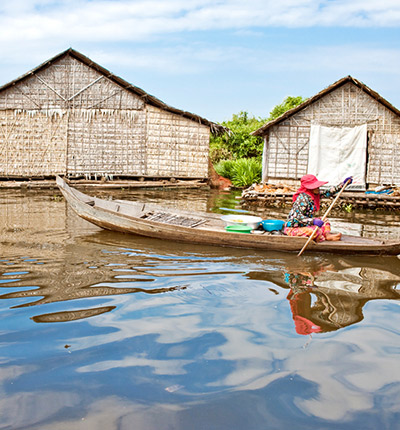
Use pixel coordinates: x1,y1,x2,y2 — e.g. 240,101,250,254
1,0,400,122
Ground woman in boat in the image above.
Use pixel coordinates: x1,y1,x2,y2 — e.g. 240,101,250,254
284,174,352,242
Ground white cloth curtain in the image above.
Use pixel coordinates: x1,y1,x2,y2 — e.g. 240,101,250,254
308,124,367,189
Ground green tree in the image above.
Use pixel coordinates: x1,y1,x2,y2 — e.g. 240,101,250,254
267,96,306,121
210,111,266,163
210,97,306,164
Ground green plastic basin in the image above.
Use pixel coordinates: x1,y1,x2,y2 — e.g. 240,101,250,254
225,225,253,234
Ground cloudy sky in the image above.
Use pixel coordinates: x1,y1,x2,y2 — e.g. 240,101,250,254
1,0,400,122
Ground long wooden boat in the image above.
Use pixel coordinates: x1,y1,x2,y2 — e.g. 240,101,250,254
57,176,400,256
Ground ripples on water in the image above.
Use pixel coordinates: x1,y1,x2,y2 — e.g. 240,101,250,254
0,188,399,430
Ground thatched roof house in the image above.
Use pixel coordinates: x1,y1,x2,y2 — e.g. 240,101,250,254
253,76,400,189
0,48,225,179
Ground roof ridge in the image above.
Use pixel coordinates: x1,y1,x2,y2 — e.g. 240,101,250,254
0,47,226,135
252,76,400,136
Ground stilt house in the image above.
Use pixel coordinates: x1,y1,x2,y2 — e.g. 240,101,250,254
0,48,224,179
252,76,400,189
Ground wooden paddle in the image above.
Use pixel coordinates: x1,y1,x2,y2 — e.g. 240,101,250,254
297,179,351,257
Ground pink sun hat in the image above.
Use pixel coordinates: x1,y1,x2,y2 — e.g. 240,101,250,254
301,174,328,190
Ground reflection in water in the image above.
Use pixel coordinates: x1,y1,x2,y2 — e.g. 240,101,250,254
0,188,400,430
248,256,400,335
31,305,117,323
0,263,188,309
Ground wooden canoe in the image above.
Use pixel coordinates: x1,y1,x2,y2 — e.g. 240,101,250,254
56,176,400,256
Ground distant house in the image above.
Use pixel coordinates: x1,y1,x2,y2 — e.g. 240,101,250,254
0,48,225,179
252,76,400,189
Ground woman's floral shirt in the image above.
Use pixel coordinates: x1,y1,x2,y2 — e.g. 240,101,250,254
285,185,341,228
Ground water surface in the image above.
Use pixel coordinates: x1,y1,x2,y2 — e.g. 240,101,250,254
0,187,399,430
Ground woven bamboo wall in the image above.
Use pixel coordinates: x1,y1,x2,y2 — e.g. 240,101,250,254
67,109,147,177
0,110,67,176
146,105,210,178
0,54,211,179
264,82,400,186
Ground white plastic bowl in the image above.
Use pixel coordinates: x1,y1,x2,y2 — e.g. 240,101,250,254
221,214,263,229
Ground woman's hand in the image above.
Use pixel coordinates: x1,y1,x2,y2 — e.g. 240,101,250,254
342,176,353,186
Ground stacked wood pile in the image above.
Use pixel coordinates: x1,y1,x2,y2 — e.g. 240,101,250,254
251,183,297,194
241,183,400,210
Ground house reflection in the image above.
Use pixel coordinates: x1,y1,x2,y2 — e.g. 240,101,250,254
247,256,400,335
31,305,117,323
0,226,189,324
1,278,186,324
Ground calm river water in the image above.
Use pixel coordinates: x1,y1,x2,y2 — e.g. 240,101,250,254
0,186,399,430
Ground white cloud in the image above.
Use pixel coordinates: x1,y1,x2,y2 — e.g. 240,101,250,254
94,42,400,79
0,0,400,47
0,1,399,74
1,0,400,119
